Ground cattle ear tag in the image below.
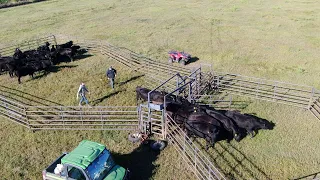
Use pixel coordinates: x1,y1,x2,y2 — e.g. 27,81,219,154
235,134,238,136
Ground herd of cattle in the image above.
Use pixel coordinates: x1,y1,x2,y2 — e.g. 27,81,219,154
0,41,82,83
136,86,275,149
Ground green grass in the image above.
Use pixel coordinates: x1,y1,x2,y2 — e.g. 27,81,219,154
1,0,320,179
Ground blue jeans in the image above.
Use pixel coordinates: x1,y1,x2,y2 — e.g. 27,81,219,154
79,96,89,105
109,78,114,89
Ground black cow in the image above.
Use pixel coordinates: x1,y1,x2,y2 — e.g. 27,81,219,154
185,121,222,150
56,41,73,49
198,105,242,142
13,48,26,60
136,86,168,104
0,61,8,74
50,47,77,63
37,42,50,52
14,66,36,84
0,56,15,76
224,110,275,138
166,102,198,126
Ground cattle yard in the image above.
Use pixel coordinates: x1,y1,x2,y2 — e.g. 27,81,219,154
1,35,320,179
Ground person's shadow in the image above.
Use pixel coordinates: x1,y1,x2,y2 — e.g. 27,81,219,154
112,140,163,180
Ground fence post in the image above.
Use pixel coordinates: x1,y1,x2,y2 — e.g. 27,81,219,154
100,107,104,130
217,75,220,91
162,109,166,140
308,87,315,109
60,106,65,130
256,80,261,98
100,41,103,54
24,106,30,129
53,35,57,46
273,82,278,102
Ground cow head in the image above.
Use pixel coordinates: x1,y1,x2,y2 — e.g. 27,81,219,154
258,119,275,130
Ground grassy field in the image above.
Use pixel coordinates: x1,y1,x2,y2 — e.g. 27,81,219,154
1,0,320,179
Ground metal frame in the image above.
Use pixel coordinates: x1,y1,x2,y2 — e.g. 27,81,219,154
2,34,320,180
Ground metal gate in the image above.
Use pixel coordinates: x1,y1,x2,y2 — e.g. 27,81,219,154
25,105,139,130
166,115,226,180
0,95,28,128
138,104,165,139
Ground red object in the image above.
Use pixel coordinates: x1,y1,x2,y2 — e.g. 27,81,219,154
168,50,191,65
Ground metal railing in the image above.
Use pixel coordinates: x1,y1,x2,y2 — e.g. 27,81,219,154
2,34,320,180
25,105,138,130
0,95,29,128
166,115,226,180
0,35,57,56
210,71,319,109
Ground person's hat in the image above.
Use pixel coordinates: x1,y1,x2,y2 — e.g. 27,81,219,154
81,82,85,86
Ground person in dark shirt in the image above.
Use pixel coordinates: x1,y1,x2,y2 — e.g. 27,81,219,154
106,66,117,89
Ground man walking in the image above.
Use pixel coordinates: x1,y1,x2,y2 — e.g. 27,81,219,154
106,66,117,89
76,82,90,106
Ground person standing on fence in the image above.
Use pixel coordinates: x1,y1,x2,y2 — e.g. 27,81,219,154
76,82,91,106
106,66,117,89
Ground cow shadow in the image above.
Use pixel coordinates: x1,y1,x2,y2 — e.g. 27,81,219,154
74,54,93,61
292,171,320,180
91,90,123,105
119,75,144,86
112,141,162,180
31,65,78,80
186,56,199,65
0,85,64,106
193,138,271,180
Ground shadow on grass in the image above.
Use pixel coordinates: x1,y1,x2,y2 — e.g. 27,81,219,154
112,140,162,180
0,84,63,106
292,172,320,180
31,65,78,80
91,90,123,105
186,56,199,65
193,138,271,180
119,75,144,86
74,54,93,60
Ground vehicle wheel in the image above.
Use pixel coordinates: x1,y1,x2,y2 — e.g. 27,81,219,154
150,140,167,151
168,57,173,63
128,133,141,143
179,60,186,65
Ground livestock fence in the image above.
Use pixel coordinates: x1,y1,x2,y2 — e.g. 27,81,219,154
166,115,226,180
0,35,57,56
25,105,139,130
0,94,139,131
1,34,320,180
